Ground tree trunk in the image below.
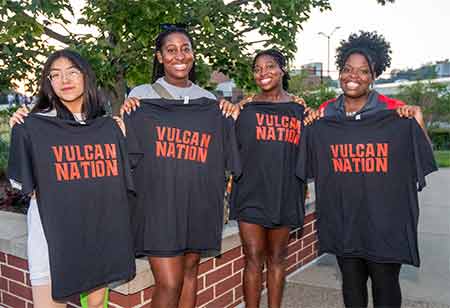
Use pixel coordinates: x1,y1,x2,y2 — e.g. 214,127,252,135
109,64,126,116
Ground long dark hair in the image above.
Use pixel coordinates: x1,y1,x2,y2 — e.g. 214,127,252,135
32,49,105,120
151,27,196,83
252,49,290,91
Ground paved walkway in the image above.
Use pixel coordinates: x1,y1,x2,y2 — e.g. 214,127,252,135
262,168,450,308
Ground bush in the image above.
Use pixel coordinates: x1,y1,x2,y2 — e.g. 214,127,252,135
428,128,450,150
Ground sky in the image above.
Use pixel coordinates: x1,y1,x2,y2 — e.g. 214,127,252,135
293,0,450,78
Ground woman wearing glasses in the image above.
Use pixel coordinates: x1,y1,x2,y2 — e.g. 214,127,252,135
8,49,131,308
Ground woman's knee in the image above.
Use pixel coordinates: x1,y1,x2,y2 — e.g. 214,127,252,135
184,253,201,275
267,246,288,267
155,273,184,295
243,244,266,270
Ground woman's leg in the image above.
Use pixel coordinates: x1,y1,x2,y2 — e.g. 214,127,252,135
32,285,66,308
266,227,290,308
149,256,185,308
367,261,402,308
336,256,369,308
86,287,107,308
239,221,267,308
178,252,201,308
28,200,65,308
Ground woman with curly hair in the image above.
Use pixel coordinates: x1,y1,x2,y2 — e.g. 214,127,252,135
316,31,427,308
319,31,425,128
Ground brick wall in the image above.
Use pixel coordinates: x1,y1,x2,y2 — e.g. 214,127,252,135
0,213,318,308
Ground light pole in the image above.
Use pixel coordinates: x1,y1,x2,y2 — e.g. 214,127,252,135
318,26,341,78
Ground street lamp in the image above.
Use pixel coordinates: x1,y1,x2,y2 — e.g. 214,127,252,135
318,26,341,78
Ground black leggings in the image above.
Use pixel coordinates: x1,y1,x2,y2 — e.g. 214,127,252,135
336,256,402,308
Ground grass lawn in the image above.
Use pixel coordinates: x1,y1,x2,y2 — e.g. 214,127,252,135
434,151,450,168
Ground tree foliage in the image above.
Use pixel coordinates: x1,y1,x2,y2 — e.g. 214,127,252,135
395,81,450,126
288,72,337,108
1,0,394,113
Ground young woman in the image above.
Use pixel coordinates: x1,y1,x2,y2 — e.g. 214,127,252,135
121,26,235,308
229,49,307,308
317,31,426,308
9,49,126,308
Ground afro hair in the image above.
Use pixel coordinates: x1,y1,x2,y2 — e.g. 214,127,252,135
335,31,392,78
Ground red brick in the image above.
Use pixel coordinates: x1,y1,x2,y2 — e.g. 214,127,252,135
198,259,214,275
197,276,204,291
9,281,32,301
299,244,313,260
312,240,319,253
287,239,302,256
205,290,233,308
139,303,152,308
143,286,154,301
286,253,297,269
205,264,232,286
228,298,243,308
303,253,316,265
286,263,301,276
232,256,245,273
25,273,31,287
7,255,29,271
312,221,316,231
196,286,213,306
215,273,241,297
234,284,243,300
299,224,313,238
27,303,34,308
215,247,241,267
288,230,297,243
109,290,141,307
3,292,27,308
0,252,6,263
0,277,7,291
302,232,317,247
1,264,25,283
303,213,316,225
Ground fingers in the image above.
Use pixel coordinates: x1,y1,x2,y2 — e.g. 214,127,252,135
222,101,237,118
120,97,141,116
113,116,126,136
303,109,323,126
397,105,419,118
9,107,29,127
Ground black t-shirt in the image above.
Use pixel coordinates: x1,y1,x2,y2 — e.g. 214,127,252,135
124,98,241,256
230,102,306,228
296,110,437,266
8,115,136,299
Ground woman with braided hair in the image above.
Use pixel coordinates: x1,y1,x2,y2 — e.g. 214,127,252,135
316,31,427,308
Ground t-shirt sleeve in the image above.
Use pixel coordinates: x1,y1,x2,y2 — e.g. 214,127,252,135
123,113,144,169
7,124,35,195
223,118,242,178
411,120,438,191
296,125,314,182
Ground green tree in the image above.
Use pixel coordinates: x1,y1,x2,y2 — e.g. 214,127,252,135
395,81,450,126
1,0,394,114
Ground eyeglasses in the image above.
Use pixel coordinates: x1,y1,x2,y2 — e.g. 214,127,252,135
340,66,372,79
47,68,82,82
159,23,187,31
